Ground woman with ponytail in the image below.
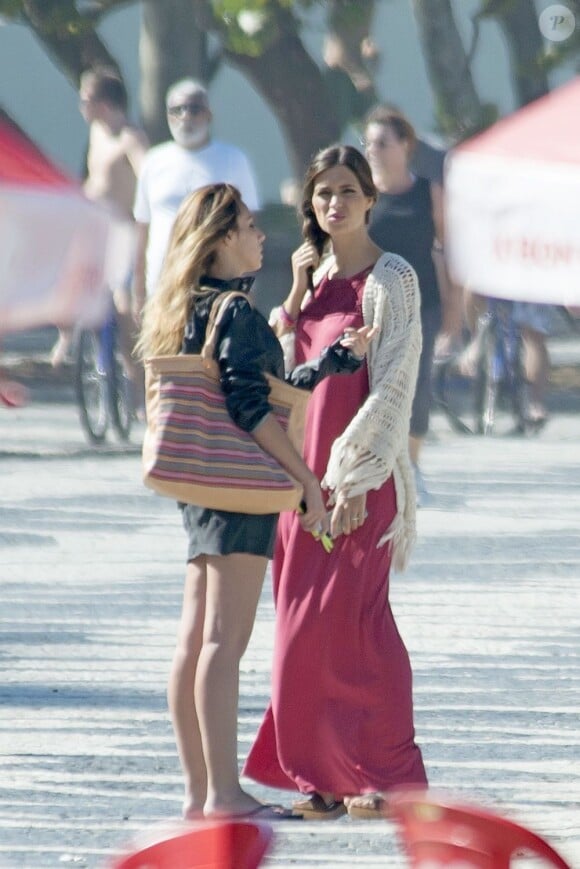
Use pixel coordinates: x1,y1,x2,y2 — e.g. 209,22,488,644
244,146,427,819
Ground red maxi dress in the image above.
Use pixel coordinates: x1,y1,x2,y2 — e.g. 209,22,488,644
243,267,427,796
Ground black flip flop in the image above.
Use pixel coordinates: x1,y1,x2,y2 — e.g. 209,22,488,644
205,803,303,822
245,803,304,821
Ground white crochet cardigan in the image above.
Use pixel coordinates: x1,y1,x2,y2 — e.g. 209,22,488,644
273,251,422,571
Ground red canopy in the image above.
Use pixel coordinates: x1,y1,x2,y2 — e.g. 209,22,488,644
0,111,133,333
0,111,74,188
455,77,580,167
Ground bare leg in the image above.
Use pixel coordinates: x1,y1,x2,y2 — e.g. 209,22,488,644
113,294,144,416
457,291,488,377
521,326,549,418
167,558,209,818
197,552,268,817
463,289,487,335
51,328,73,368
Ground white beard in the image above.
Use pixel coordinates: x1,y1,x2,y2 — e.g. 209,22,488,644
169,121,211,149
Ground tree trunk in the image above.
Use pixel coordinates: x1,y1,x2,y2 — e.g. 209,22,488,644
325,0,378,92
139,0,213,145
411,0,488,139
21,0,120,85
488,0,550,104
221,13,340,180
225,39,341,180
323,0,378,130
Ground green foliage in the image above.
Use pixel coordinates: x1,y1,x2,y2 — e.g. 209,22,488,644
208,0,379,58
213,0,292,9
0,0,97,32
539,35,580,73
327,0,375,29
210,0,296,56
435,98,499,141
0,0,24,19
476,0,517,16
0,0,131,25
37,2,97,37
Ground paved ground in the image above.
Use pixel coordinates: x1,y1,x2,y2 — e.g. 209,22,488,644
0,336,579,867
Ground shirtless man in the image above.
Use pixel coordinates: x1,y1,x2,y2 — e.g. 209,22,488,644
51,68,148,381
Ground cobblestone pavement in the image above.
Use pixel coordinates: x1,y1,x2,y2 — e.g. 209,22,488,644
0,399,579,868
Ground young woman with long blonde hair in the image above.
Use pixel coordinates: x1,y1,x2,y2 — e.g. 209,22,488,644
137,183,375,820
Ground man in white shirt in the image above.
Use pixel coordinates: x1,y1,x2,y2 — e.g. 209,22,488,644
132,78,259,320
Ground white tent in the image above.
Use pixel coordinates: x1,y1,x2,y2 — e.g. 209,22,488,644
445,77,580,305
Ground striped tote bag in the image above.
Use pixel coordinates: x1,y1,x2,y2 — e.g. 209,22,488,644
142,294,309,514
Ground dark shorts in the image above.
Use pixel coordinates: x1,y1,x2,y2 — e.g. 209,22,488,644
511,302,564,336
410,304,442,438
181,504,278,562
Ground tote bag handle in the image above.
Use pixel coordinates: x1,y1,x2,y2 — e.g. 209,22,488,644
200,290,249,373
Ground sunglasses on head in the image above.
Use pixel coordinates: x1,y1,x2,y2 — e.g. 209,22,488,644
167,103,207,118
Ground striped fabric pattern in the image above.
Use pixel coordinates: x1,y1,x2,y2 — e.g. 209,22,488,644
143,355,309,513
155,373,292,488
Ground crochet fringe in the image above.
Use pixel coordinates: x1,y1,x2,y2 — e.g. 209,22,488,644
378,459,417,572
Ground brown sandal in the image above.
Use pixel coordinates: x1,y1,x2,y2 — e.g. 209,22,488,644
292,792,347,820
344,793,386,820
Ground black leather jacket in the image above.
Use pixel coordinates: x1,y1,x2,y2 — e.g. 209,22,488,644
182,276,362,433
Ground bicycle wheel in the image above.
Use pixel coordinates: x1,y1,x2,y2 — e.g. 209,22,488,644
75,329,109,444
108,344,133,442
474,327,500,436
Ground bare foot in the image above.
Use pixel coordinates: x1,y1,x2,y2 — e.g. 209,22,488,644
204,790,264,819
526,402,548,431
456,341,480,378
50,332,72,369
183,801,205,822
344,792,387,819
527,401,548,422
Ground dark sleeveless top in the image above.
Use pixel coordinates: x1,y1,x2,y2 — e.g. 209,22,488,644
369,176,440,311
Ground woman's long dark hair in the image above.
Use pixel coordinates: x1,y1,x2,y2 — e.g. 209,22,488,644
300,145,377,256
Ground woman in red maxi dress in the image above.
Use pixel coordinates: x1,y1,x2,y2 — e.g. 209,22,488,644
243,145,427,820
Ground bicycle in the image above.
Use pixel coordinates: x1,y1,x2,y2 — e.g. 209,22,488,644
74,302,133,445
433,298,533,437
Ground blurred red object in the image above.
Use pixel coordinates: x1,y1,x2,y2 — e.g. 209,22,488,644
0,110,74,188
109,820,274,869
0,378,28,408
387,788,571,868
0,111,132,333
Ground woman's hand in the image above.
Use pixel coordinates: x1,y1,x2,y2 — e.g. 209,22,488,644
290,242,319,297
298,476,330,536
339,325,379,358
330,491,367,538
275,243,320,335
